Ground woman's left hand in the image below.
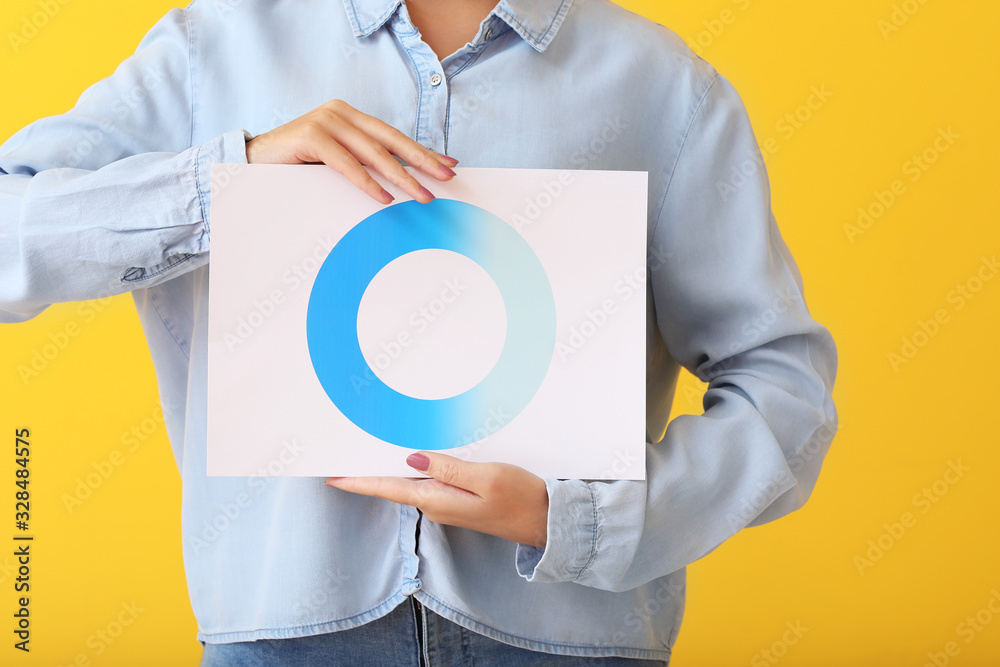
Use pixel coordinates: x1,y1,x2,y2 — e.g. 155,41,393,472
325,452,549,548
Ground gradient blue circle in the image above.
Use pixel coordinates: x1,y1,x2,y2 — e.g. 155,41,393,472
306,198,556,451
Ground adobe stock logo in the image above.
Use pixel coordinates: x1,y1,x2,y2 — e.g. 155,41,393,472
306,199,556,450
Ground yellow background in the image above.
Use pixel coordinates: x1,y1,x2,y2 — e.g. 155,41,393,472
1,0,998,664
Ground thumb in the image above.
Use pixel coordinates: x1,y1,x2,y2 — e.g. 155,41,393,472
406,451,476,489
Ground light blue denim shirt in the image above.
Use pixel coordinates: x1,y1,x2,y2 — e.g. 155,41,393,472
0,0,838,660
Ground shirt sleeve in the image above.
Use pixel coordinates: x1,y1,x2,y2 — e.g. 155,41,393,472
0,8,249,323
515,69,839,591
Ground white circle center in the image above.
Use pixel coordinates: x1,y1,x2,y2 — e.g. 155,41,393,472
357,249,507,400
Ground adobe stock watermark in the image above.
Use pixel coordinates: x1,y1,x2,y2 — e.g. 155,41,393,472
750,620,809,666
509,171,575,233
7,0,73,53
210,162,246,197
594,444,644,481
853,459,969,575
212,0,247,18
554,241,672,363
844,126,959,243
717,84,834,203
350,275,470,395
0,556,15,586
555,256,652,363
687,0,757,55
449,405,512,458
402,405,513,506
878,0,933,41
677,376,709,412
724,417,837,531
59,66,169,168
403,406,513,506
887,254,997,372
189,439,306,556
920,588,1000,667
569,115,630,170
450,73,502,124
62,403,168,514
222,234,337,351
554,270,641,362
607,576,686,646
54,600,145,666
508,115,629,234
290,565,353,623
17,297,114,385
727,286,804,357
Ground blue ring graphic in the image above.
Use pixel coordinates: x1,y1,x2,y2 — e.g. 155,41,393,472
306,199,556,450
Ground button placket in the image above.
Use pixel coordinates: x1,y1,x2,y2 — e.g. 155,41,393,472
389,12,450,153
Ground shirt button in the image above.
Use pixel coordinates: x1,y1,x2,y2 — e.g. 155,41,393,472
429,73,443,87
485,28,493,41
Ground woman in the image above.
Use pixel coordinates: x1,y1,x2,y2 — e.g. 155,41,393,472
0,0,838,664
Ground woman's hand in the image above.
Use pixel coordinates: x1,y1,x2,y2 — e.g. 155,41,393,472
246,99,458,205
325,452,549,548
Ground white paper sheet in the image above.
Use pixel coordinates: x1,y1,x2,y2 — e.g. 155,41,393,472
208,165,648,479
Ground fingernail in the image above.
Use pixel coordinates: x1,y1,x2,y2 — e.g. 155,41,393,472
441,155,459,165
419,186,435,202
406,453,430,472
439,163,456,178
381,189,395,204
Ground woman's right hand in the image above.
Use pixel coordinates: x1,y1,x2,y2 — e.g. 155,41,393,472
245,100,457,205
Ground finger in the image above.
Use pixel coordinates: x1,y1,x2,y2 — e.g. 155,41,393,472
406,451,495,494
325,476,419,504
325,476,469,507
344,109,458,181
332,130,436,204
308,133,396,205
434,152,460,166
311,107,436,203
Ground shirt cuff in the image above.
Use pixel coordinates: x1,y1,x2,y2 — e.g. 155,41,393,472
515,478,599,583
120,129,249,285
194,128,252,246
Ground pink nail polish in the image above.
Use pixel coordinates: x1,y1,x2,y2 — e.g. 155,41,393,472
439,164,456,178
406,453,430,472
419,186,435,202
381,189,394,203
442,155,459,165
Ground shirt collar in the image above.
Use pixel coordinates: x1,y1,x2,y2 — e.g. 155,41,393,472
343,0,573,52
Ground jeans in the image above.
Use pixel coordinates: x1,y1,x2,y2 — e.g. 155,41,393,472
199,596,668,666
